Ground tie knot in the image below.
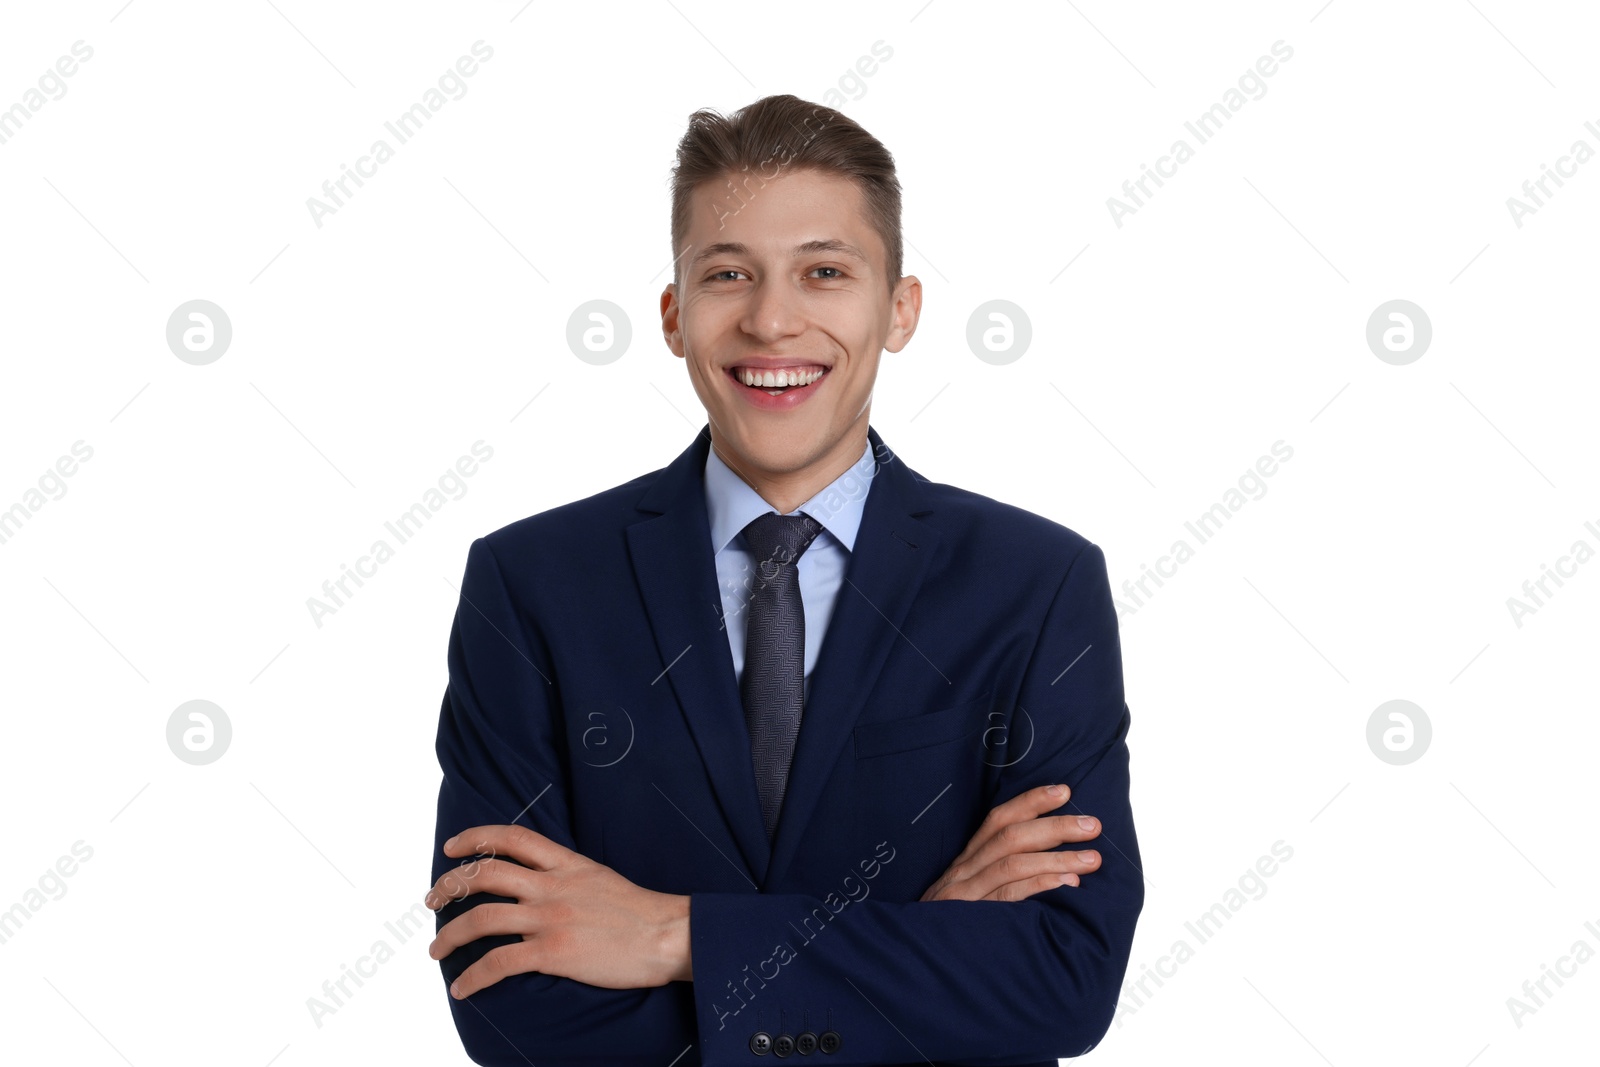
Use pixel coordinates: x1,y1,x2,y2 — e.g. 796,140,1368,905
742,511,823,572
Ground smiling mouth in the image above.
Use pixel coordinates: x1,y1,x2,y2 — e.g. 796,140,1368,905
727,366,830,395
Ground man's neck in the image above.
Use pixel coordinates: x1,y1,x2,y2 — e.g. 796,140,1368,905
710,430,869,516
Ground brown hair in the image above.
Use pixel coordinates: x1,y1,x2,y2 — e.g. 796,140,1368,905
669,94,903,295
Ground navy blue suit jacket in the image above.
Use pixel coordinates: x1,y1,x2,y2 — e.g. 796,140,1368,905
431,424,1143,1066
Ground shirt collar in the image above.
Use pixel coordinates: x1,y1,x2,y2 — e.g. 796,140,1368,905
705,438,876,555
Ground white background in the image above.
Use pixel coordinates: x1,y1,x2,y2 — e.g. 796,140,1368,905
1,1,1595,1064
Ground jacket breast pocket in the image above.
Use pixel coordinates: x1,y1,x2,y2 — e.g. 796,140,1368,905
853,693,992,759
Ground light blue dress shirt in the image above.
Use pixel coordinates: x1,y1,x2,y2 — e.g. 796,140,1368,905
705,438,876,704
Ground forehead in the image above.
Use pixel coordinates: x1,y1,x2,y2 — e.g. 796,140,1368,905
686,167,876,249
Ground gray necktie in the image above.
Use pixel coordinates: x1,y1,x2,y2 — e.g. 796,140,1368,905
740,510,824,840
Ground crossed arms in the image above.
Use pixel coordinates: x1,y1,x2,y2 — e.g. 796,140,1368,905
429,537,1142,1065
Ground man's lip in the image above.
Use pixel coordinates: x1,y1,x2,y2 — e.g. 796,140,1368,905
724,359,832,371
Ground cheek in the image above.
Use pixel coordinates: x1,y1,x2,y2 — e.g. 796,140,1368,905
841,310,888,357
685,306,740,351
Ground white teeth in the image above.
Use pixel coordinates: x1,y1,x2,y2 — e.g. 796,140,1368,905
736,367,825,388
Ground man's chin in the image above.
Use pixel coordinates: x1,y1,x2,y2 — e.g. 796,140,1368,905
715,426,827,478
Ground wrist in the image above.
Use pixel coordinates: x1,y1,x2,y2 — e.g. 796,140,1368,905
656,893,693,984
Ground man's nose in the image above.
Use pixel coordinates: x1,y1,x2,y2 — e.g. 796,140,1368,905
741,277,805,341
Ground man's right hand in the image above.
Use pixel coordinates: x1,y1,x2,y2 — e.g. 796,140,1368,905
919,784,1101,902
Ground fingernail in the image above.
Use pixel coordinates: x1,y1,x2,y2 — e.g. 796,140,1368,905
444,835,458,850
450,981,461,998
1059,873,1078,886
1047,784,1064,797
1077,817,1096,831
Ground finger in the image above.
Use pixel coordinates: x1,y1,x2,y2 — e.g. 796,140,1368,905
956,847,1100,901
955,812,1100,884
1046,813,1101,844
982,784,1074,832
426,857,540,910
974,785,1080,848
949,784,1074,868
448,940,544,1000
442,824,568,872
429,902,539,960
985,870,1083,902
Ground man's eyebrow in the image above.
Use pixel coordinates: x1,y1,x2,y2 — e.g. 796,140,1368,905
690,241,747,266
689,239,870,267
792,239,870,263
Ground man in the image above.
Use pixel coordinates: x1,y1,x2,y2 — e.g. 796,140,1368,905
427,93,1143,1066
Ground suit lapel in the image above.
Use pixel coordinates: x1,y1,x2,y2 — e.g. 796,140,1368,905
627,426,772,882
626,424,939,889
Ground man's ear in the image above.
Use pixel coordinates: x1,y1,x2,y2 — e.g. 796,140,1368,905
660,283,685,358
884,274,923,354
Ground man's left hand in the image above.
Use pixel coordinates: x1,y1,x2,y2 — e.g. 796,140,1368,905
426,824,691,997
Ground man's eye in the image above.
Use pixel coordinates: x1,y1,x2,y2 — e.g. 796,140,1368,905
811,267,844,279
709,270,745,282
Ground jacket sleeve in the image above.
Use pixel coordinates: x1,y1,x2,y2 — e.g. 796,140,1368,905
688,542,1144,1066
431,536,701,1066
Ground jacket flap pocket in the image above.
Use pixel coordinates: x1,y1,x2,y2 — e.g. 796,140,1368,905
853,694,992,759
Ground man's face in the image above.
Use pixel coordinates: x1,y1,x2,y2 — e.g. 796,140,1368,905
661,167,920,484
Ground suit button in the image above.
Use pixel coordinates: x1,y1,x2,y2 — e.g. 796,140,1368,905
795,1031,818,1054
819,1030,841,1054
773,1033,795,1057
749,1031,772,1055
